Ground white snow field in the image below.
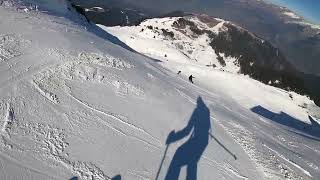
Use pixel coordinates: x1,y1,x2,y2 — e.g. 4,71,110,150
0,1,319,180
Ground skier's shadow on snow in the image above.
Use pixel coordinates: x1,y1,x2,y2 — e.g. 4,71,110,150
251,105,320,141
165,97,211,180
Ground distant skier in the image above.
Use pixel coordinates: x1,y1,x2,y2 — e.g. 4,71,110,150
189,75,194,83
177,71,181,75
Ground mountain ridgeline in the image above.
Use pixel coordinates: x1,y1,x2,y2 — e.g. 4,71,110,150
68,1,148,26
172,17,320,106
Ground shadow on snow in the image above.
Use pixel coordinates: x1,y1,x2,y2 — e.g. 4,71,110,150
164,97,211,180
251,105,320,141
160,97,237,180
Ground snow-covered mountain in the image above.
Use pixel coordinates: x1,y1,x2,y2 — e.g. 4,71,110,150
102,16,240,72
0,1,320,180
99,15,320,105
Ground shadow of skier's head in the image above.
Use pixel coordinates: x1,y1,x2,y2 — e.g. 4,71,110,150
192,97,211,138
165,96,211,180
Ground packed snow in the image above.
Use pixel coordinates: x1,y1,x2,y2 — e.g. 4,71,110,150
0,1,319,180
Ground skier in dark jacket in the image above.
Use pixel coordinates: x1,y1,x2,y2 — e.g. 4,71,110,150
189,75,194,83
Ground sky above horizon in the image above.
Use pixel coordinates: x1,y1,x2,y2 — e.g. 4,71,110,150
265,0,320,24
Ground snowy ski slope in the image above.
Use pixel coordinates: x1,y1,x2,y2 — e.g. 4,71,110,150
0,1,319,180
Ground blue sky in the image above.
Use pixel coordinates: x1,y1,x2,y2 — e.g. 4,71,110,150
265,0,320,24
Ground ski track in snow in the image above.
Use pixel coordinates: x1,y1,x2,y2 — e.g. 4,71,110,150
68,92,162,149
0,34,30,62
1,103,14,136
175,87,196,104
223,162,249,180
0,150,62,180
1,117,111,180
1,57,59,92
201,156,248,180
32,80,59,104
264,144,312,178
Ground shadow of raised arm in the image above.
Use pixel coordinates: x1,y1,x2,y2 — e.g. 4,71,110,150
170,116,195,143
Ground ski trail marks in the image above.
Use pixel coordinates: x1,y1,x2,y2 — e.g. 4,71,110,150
1,102,14,136
68,92,161,149
202,156,248,180
0,150,62,180
32,80,59,104
264,144,312,178
6,120,111,180
175,88,196,104
0,34,30,63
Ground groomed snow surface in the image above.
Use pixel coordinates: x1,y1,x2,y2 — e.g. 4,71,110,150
0,1,320,180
